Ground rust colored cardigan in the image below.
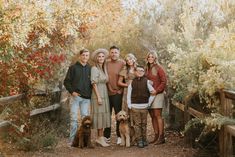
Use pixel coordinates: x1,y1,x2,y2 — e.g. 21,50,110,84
145,64,167,94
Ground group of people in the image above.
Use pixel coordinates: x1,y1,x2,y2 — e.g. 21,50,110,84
63,46,167,148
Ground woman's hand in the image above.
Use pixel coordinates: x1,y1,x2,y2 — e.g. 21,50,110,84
97,97,102,105
150,90,157,95
127,80,133,86
72,92,80,97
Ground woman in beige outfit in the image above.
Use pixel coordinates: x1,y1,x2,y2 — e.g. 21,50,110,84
118,53,138,112
90,48,111,147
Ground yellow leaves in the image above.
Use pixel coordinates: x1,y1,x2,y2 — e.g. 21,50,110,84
94,0,100,4
77,0,135,47
194,38,203,47
203,113,235,130
38,34,50,48
19,124,25,133
168,18,235,108
4,5,22,21
0,0,107,47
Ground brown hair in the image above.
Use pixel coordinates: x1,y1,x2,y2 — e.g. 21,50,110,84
109,45,120,51
79,48,89,55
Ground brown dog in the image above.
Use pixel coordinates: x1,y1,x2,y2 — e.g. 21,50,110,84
116,110,135,147
72,116,93,148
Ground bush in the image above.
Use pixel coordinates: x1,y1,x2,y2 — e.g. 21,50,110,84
0,94,69,151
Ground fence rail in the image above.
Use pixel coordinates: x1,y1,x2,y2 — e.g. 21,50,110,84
172,89,235,157
1,87,234,156
224,90,235,100
173,102,205,119
0,88,68,130
0,120,10,128
226,125,235,137
0,94,23,105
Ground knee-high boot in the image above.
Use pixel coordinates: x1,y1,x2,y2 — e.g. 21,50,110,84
154,118,165,145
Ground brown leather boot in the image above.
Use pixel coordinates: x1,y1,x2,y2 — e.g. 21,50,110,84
154,135,165,145
149,134,158,144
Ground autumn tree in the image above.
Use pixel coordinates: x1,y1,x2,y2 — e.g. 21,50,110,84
0,0,128,96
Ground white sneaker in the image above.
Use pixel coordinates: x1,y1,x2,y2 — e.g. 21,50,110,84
67,141,73,148
104,137,111,143
96,137,110,147
117,137,122,145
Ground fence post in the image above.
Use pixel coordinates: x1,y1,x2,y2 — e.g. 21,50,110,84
168,99,175,129
184,97,193,147
219,91,233,157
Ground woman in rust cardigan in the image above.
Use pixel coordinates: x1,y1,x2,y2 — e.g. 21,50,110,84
145,50,167,145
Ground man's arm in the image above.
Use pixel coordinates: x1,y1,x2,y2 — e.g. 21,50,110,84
64,66,74,94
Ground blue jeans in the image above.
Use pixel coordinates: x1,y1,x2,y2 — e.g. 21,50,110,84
69,96,90,142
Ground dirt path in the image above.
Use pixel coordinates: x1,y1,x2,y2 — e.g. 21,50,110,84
28,134,195,157
0,104,197,157
1,133,196,157
1,129,196,157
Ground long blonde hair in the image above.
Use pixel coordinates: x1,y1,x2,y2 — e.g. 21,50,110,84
146,50,160,69
92,49,108,74
124,53,138,73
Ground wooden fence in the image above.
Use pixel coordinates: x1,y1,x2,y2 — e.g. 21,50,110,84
219,90,235,157
172,89,235,157
0,88,68,129
1,87,234,156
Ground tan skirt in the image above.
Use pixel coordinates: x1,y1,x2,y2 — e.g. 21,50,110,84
150,93,165,109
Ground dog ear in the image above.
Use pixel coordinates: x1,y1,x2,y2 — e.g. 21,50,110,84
90,117,93,125
81,118,85,125
82,116,86,121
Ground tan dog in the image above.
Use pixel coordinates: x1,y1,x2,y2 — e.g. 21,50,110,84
72,116,93,148
116,110,135,147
